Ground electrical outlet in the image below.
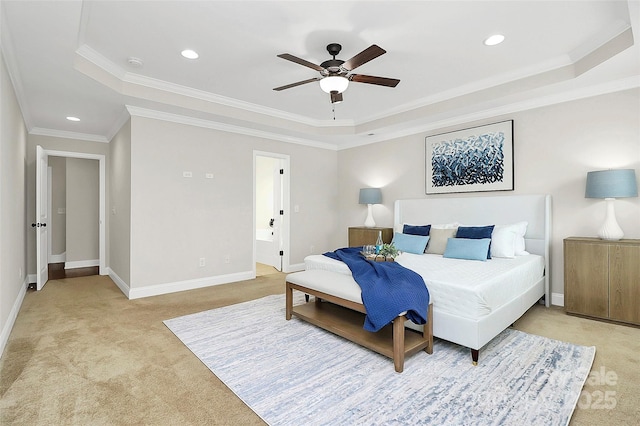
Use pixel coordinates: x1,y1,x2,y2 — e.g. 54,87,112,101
18,267,22,278
224,255,230,264
205,173,214,179
199,258,205,267
183,171,192,178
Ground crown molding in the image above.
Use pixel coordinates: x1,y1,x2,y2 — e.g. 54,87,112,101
359,55,574,126
27,74,638,150
125,105,337,151
105,107,132,142
340,75,640,150
29,127,109,143
568,20,631,63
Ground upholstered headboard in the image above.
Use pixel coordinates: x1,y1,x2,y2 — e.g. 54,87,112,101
394,194,551,306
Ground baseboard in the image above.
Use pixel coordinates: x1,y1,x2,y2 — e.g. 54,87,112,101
0,276,28,358
49,252,66,263
128,270,255,300
551,292,565,307
65,259,99,269
284,262,305,273
107,268,130,298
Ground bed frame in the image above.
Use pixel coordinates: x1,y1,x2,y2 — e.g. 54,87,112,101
287,194,551,367
394,194,551,363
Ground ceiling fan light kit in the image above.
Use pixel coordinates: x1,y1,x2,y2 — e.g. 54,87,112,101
319,76,349,94
274,43,400,105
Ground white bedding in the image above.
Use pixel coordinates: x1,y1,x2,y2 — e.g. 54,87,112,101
304,253,544,320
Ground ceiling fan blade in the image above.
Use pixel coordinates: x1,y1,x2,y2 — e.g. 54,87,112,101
330,91,343,104
273,77,321,91
349,74,400,87
277,53,325,72
342,45,386,71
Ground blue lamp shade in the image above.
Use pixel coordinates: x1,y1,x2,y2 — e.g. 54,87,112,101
359,188,382,205
585,169,638,199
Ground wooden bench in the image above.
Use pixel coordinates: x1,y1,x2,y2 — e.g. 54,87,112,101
285,269,433,373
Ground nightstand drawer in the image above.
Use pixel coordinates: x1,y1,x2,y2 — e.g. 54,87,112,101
348,227,393,247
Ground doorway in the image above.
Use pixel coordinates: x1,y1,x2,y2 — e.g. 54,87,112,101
34,146,106,290
254,151,290,275
47,156,100,279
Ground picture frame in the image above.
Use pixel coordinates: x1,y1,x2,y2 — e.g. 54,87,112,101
425,120,514,194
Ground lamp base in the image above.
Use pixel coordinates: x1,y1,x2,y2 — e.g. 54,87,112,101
363,204,376,228
598,198,624,241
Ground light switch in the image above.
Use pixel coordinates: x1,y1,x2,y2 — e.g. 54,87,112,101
205,173,214,179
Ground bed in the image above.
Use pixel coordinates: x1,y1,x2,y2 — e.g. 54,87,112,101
290,194,551,366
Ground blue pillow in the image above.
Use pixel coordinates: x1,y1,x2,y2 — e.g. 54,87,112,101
403,224,431,236
456,225,495,259
391,233,430,255
443,238,491,261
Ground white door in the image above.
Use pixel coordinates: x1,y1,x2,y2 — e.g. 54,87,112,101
270,164,283,271
35,145,49,290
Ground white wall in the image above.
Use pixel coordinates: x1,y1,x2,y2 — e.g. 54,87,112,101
0,51,28,357
108,119,131,286
66,158,99,265
127,116,338,295
337,88,640,302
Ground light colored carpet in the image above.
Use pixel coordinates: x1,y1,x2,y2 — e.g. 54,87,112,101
165,294,596,426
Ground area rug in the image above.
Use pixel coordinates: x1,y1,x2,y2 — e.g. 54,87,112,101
164,295,595,426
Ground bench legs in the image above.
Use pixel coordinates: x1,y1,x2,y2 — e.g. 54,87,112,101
424,302,434,355
285,282,293,320
392,316,406,373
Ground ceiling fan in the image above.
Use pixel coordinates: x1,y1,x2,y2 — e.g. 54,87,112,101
273,43,400,104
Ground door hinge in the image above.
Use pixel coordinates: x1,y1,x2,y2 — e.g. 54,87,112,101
280,169,284,175
279,209,284,215
279,250,284,256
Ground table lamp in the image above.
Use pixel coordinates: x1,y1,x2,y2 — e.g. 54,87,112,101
585,169,638,240
359,188,382,227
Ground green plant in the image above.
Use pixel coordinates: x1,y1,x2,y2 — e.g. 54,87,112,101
378,243,399,259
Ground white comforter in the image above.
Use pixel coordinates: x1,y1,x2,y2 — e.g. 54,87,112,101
304,252,544,320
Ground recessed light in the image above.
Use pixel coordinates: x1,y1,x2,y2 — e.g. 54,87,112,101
181,49,199,59
66,116,80,122
484,34,505,46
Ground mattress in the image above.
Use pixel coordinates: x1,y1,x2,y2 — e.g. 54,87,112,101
303,253,544,320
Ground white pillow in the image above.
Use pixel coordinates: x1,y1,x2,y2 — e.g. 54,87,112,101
511,221,528,255
491,227,517,258
491,222,529,258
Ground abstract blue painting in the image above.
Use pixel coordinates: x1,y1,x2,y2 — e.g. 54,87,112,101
425,121,513,194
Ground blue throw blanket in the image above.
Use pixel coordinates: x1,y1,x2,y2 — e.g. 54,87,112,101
323,247,430,332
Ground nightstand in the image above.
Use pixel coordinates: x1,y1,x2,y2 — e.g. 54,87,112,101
564,237,640,326
348,227,393,247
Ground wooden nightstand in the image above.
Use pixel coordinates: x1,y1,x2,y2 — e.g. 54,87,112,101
564,237,640,326
348,227,393,247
